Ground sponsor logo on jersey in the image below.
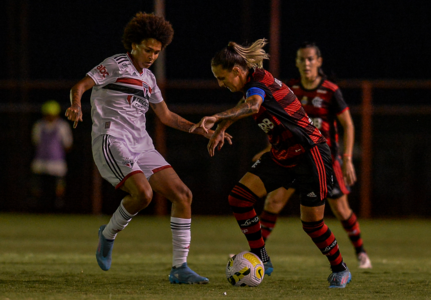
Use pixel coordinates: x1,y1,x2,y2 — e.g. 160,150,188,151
96,65,109,78
317,89,327,94
130,96,149,113
127,94,149,114
301,96,308,105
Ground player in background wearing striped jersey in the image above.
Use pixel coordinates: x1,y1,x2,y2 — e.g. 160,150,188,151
190,39,351,288
65,12,229,284
257,42,372,269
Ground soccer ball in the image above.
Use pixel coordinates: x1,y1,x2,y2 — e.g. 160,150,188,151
225,251,264,287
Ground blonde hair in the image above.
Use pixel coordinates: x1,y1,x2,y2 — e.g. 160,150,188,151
211,38,270,71
228,39,270,69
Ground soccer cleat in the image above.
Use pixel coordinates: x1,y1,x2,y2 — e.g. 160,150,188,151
327,268,352,288
263,259,273,276
358,252,372,269
96,225,115,271
169,263,209,284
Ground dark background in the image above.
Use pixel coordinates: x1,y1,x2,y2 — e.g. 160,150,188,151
1,0,430,217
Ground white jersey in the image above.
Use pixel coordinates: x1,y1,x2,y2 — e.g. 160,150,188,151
87,53,163,153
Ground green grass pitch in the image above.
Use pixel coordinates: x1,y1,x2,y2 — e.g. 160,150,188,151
1,214,430,299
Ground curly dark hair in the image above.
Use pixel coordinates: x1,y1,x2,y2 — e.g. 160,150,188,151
122,12,174,51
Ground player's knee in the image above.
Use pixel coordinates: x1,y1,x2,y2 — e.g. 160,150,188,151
174,185,193,207
132,187,153,209
328,199,351,220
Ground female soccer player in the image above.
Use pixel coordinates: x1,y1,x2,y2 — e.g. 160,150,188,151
65,12,229,284
190,39,351,288
257,42,372,269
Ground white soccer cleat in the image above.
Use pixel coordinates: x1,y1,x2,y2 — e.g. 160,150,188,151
358,252,372,269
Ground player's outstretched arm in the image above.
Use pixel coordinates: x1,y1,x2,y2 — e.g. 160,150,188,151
190,95,262,134
65,76,95,128
337,109,357,186
191,96,262,156
150,101,232,142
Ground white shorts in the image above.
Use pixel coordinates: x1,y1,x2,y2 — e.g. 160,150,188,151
92,134,171,189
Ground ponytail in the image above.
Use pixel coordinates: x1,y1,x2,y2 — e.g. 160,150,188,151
212,38,270,71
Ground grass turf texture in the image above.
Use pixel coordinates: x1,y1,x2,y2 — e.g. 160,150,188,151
0,214,430,299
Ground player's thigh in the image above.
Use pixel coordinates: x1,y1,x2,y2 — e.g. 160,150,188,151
149,167,191,202
266,187,295,205
238,172,268,199
247,152,295,197
134,149,189,202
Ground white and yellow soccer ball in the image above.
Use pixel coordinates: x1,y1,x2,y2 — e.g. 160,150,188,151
225,251,264,287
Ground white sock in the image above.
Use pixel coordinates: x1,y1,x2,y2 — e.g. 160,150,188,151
103,200,137,240
171,217,191,268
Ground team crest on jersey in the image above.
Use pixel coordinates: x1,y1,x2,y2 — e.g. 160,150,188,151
311,97,324,108
142,82,152,99
122,158,135,168
301,96,308,105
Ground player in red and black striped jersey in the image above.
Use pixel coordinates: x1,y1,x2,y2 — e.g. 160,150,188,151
190,39,351,288
258,42,372,269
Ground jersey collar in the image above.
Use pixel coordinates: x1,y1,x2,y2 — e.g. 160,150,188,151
127,52,144,75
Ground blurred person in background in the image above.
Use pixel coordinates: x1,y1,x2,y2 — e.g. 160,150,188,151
256,42,372,269
190,39,351,288
30,100,73,212
65,12,229,284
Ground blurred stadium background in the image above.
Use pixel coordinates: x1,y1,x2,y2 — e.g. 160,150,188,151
1,0,430,218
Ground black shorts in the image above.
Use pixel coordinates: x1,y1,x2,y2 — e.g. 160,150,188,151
328,154,351,199
248,143,334,207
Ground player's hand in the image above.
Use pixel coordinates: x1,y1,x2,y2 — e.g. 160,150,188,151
189,116,218,134
205,129,233,144
342,158,357,186
65,104,83,128
207,130,230,157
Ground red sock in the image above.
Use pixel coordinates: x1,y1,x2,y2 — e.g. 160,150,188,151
228,183,269,263
259,210,278,241
341,212,365,254
302,219,347,272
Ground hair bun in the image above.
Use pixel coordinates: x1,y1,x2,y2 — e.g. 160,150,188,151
227,42,235,50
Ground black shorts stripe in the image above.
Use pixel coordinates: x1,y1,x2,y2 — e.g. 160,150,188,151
102,135,123,181
107,143,124,178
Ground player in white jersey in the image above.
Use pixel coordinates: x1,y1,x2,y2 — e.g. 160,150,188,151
65,12,229,284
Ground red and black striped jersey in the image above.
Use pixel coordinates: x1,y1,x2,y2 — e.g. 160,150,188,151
287,78,348,156
243,68,326,167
